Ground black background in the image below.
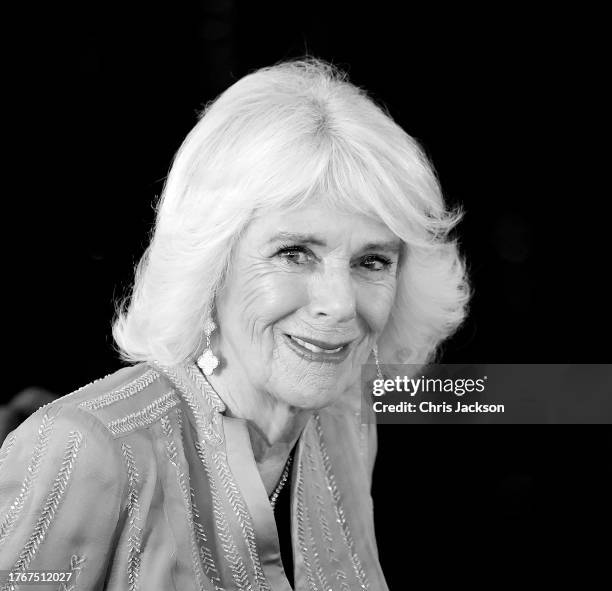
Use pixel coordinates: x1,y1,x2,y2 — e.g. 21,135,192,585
6,1,610,586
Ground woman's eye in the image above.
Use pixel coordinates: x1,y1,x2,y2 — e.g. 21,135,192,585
360,255,392,272
276,245,314,265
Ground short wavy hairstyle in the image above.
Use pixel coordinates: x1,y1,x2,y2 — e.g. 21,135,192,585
112,58,471,369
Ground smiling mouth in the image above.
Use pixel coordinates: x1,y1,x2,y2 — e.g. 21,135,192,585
288,335,345,354
283,333,353,355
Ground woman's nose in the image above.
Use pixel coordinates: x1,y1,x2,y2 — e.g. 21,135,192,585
307,266,357,323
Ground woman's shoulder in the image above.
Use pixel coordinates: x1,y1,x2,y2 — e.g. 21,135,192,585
26,363,178,440
0,363,181,491
0,363,179,535
0,367,163,575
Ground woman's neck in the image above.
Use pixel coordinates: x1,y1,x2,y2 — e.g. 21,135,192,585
206,371,311,465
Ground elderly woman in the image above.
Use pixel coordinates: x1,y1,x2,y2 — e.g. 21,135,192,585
0,59,469,590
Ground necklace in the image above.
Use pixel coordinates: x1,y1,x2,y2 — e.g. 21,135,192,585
195,364,296,510
269,451,294,510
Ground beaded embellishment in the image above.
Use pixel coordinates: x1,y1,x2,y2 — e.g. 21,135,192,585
269,451,294,511
6,431,83,583
0,412,56,547
107,390,179,438
79,369,160,411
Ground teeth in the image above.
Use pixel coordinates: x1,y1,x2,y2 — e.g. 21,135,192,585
290,335,343,354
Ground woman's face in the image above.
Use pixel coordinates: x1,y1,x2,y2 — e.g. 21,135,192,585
214,202,401,410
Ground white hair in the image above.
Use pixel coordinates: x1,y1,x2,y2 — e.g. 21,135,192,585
112,58,471,368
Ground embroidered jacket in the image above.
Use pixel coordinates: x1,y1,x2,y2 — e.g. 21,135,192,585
0,361,388,590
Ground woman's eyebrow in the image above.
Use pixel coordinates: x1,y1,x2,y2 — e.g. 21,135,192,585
359,240,402,254
267,232,327,246
267,233,402,254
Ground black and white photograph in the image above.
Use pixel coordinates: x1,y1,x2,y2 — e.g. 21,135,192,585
1,2,610,589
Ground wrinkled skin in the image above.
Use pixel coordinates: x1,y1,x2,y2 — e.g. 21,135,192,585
210,202,400,421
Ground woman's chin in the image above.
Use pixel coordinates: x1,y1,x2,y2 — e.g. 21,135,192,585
266,342,361,409
270,377,348,411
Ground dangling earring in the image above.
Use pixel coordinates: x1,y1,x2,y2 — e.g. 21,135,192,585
197,315,219,376
372,343,384,380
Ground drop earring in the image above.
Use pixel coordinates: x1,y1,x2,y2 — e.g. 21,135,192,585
197,315,219,376
372,343,384,380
